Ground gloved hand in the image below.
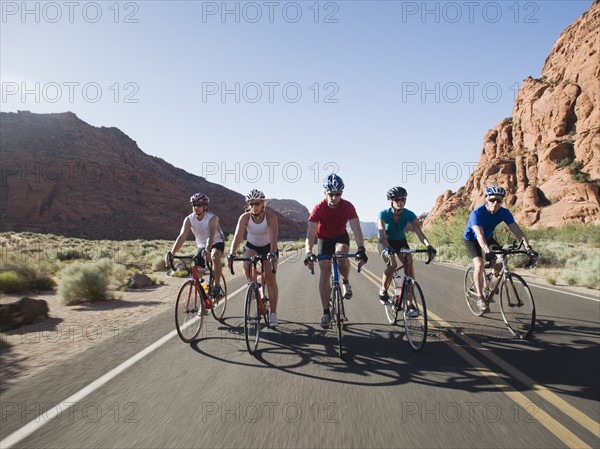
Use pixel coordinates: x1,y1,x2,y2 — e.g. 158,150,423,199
356,246,368,264
427,245,437,255
484,252,496,262
304,252,316,267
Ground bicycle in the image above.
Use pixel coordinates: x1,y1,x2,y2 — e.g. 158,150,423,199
464,241,537,339
308,253,362,359
382,248,433,352
169,252,228,343
228,254,275,355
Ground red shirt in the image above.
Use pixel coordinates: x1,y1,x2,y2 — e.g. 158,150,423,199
309,198,358,239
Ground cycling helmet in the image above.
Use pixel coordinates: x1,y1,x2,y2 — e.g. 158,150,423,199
386,186,407,200
485,186,506,197
190,193,209,204
323,174,345,192
245,189,265,202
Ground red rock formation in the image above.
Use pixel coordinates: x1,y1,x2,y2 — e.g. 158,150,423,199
426,1,600,228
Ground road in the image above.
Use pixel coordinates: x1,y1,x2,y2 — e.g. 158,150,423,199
1,250,599,448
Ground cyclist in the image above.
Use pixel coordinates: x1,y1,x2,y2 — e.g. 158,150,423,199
378,187,437,316
227,189,280,327
165,193,225,298
464,185,537,311
304,174,368,329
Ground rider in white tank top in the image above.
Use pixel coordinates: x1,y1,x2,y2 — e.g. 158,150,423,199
188,211,224,247
246,211,271,247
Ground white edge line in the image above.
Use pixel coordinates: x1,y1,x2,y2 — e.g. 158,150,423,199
0,281,251,449
1,258,294,448
435,261,600,302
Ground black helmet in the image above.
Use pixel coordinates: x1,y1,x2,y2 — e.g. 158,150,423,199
386,186,407,200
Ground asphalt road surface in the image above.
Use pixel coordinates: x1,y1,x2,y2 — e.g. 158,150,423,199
1,250,599,448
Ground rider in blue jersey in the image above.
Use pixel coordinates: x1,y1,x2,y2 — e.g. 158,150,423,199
464,186,537,311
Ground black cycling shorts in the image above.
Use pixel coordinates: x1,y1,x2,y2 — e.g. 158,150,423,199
245,242,278,258
318,233,350,256
464,237,500,259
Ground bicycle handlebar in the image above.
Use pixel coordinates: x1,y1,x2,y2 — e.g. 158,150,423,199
228,255,276,276
489,240,538,267
386,248,435,265
308,253,362,275
168,253,211,271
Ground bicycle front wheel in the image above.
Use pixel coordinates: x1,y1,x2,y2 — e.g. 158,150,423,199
464,266,485,317
499,273,536,339
210,276,228,321
244,284,261,355
332,286,344,358
403,280,427,352
175,280,204,343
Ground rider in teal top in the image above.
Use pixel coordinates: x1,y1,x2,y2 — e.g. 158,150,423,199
377,187,436,311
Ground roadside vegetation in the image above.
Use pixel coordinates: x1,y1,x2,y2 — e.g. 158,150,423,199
0,232,306,302
1,222,597,302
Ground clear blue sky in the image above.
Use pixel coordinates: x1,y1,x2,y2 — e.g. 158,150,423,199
1,0,592,222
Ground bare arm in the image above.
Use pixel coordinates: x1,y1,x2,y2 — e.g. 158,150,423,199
170,217,192,255
377,218,390,248
410,219,432,247
206,215,219,251
267,212,279,253
305,221,318,254
228,213,249,255
472,225,490,254
508,222,532,249
348,217,365,249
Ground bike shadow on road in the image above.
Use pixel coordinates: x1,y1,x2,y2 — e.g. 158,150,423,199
189,314,599,403
187,317,516,393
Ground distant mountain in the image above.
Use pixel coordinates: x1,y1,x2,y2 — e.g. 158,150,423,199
360,221,378,239
266,199,310,222
0,111,305,240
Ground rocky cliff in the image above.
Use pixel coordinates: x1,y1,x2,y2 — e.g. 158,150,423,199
426,1,600,227
0,111,306,240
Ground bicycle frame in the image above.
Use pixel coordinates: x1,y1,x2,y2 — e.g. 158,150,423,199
312,253,360,358
229,254,275,355
383,248,432,352
464,241,537,339
171,252,229,343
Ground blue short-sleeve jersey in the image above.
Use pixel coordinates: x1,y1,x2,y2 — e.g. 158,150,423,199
464,205,515,241
379,208,417,240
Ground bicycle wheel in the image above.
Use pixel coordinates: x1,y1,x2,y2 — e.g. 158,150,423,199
244,284,261,355
499,273,536,339
175,280,204,343
332,286,343,358
464,266,485,317
385,285,399,324
210,276,228,321
403,280,427,352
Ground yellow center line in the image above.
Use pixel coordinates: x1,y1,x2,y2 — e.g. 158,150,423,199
356,262,595,448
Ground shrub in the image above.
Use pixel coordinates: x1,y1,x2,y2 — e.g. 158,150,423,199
0,271,26,293
0,259,56,292
559,254,600,289
59,258,127,305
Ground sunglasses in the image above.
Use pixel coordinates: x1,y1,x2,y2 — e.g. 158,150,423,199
192,202,208,207
392,197,407,202
487,197,503,204
327,192,342,197
248,201,262,206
